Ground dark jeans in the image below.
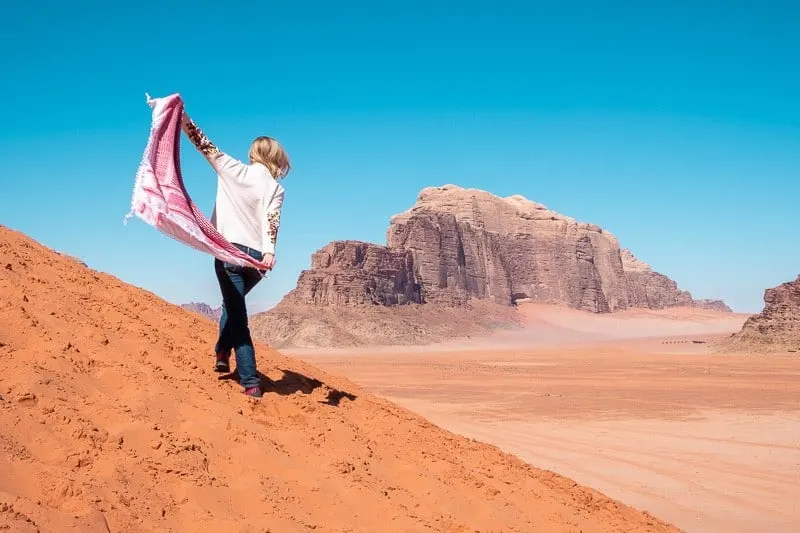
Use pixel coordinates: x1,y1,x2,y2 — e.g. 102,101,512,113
214,243,264,389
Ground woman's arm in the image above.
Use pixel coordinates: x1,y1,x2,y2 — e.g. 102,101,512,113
181,112,220,156
181,111,246,179
261,185,285,261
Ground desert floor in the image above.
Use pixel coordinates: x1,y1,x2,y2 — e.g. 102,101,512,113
295,306,800,533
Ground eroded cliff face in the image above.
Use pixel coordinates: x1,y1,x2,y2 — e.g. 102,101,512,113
619,249,731,312
728,275,800,351
279,185,728,313
620,248,697,309
284,241,420,307
387,186,628,311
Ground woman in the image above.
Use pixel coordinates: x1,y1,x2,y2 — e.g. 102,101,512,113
181,109,290,398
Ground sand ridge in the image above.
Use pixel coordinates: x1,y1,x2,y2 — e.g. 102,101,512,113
0,224,678,532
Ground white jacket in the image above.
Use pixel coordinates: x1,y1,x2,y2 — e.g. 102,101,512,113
181,113,284,257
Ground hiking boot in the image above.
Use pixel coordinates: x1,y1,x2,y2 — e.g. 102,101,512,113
214,350,231,373
243,386,263,398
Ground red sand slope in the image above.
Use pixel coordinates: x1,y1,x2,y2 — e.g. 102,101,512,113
0,225,678,533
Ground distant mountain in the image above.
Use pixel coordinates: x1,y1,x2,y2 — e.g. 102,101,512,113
250,185,730,348
181,302,222,322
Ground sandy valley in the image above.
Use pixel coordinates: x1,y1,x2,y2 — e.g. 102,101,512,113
298,305,800,533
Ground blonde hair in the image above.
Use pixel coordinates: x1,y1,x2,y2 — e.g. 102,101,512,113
248,136,291,179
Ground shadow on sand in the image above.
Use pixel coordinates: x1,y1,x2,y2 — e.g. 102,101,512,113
218,368,357,406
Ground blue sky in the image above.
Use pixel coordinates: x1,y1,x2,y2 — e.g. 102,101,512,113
1,0,798,313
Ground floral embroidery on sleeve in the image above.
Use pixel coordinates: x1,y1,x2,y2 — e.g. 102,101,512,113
183,116,220,156
266,210,281,245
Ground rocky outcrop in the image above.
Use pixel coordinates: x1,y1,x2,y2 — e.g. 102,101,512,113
387,187,628,311
275,185,729,314
622,248,689,309
728,275,800,352
620,249,731,312
283,241,420,306
387,185,726,312
181,302,222,322
692,299,733,313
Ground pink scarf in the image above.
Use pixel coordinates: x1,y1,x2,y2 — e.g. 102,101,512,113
126,93,266,270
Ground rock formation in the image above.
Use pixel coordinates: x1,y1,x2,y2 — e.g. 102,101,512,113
181,302,222,321
728,275,800,352
692,299,733,313
283,185,728,313
283,241,420,306
620,249,731,312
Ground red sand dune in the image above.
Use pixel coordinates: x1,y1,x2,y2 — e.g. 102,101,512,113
0,224,678,532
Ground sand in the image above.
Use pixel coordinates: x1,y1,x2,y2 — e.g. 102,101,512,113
299,307,800,533
1,225,679,532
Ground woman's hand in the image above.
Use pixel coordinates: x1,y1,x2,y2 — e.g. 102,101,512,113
259,253,276,270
